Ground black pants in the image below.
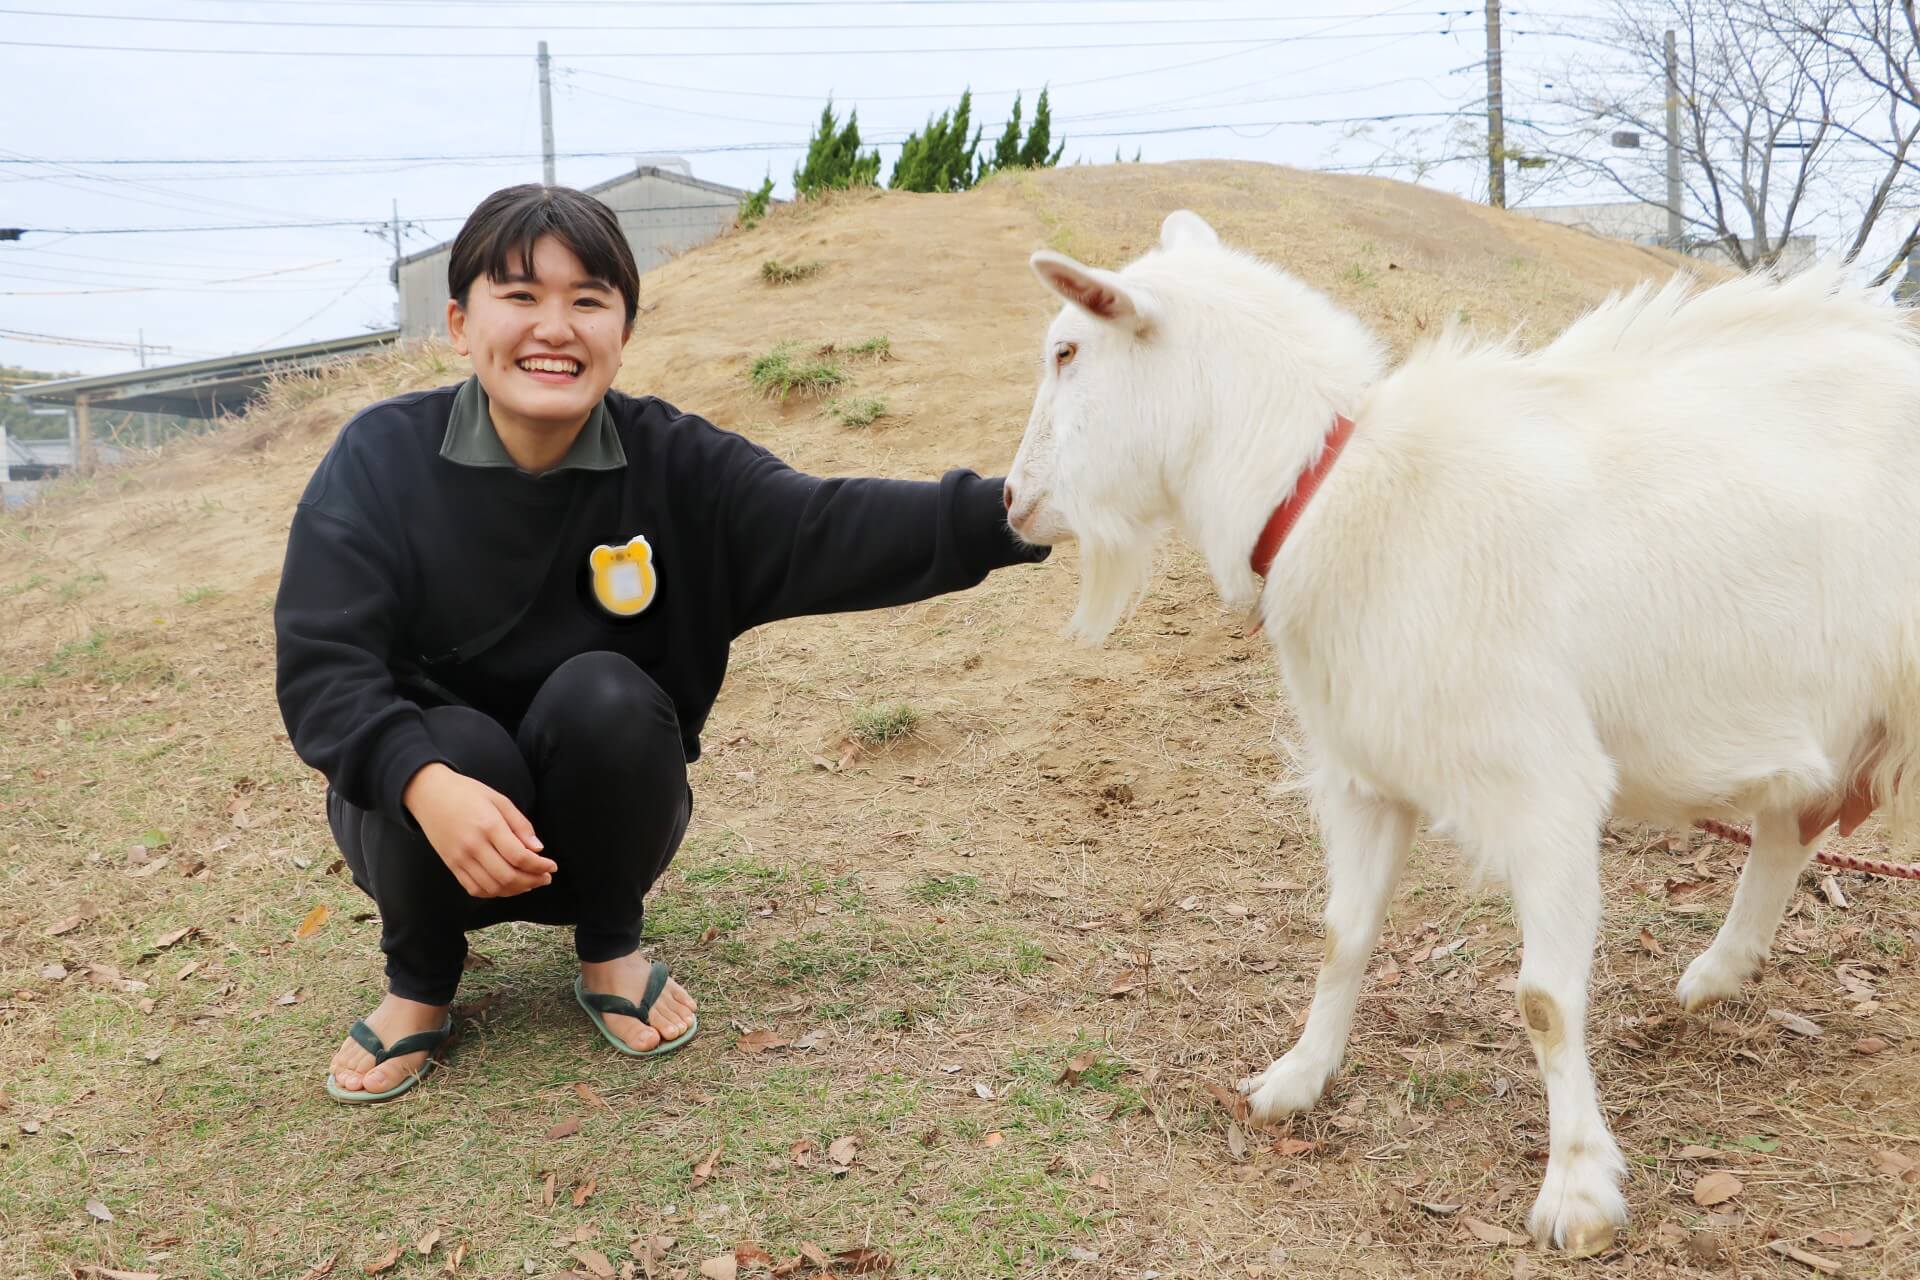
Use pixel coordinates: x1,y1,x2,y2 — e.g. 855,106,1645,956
328,652,691,1005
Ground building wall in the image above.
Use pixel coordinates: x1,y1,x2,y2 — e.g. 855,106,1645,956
396,169,746,340
1517,201,1818,274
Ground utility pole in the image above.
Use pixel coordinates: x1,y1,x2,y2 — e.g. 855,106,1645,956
1485,0,1505,208
538,41,556,185
366,199,406,327
136,328,147,369
1664,29,1684,250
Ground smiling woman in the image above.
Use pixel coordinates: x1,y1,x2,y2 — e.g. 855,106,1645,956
270,183,1048,1104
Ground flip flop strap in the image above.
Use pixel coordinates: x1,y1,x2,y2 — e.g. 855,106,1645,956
347,1018,450,1066
580,960,670,1023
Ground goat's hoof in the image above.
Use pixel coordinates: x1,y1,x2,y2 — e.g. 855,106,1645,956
1240,1053,1331,1121
1529,1154,1628,1257
1676,949,1755,1012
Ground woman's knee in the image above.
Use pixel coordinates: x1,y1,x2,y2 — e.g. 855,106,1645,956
421,704,534,809
525,652,680,749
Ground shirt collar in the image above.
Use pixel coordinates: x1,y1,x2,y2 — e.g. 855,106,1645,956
440,375,627,473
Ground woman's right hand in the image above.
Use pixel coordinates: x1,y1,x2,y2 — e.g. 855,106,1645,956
403,763,557,898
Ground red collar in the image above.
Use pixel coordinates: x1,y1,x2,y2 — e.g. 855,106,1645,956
1249,413,1355,578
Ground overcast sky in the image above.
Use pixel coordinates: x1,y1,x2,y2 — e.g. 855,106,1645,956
0,0,1895,379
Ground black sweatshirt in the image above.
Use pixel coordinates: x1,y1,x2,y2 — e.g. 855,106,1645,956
273,381,1048,825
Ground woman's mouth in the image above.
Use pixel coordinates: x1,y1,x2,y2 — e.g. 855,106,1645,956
516,355,583,383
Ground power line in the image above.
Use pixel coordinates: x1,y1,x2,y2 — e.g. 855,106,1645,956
1,5,1479,31
0,29,1464,58
1,114,1493,189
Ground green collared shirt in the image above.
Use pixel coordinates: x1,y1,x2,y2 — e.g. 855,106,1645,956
439,375,627,474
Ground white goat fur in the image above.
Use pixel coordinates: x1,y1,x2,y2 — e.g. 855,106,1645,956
1005,211,1920,1254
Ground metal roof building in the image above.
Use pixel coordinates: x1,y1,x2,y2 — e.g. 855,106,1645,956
393,163,758,340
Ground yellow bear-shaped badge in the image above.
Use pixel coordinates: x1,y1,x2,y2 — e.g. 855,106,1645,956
588,535,658,618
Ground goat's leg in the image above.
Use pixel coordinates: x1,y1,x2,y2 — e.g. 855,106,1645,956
1504,817,1627,1256
1242,780,1413,1120
1678,809,1814,1011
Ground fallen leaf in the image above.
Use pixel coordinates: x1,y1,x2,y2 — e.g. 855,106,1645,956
274,989,303,1007
1177,895,1199,911
39,962,67,981
692,1145,722,1187
1226,1122,1248,1160
735,1029,788,1055
545,1117,581,1140
1088,1172,1112,1191
576,1250,617,1279
735,1244,774,1268
443,1242,466,1274
790,1028,827,1051
1462,1217,1528,1247
415,1228,440,1256
1056,1050,1096,1086
1202,1080,1249,1120
1410,1199,1462,1216
1637,928,1666,957
1271,1136,1316,1157
972,1080,995,1101
1768,1240,1843,1275
20,1120,41,1134
1768,1008,1823,1037
1692,1171,1744,1206
80,1269,161,1280
364,1245,401,1276
828,1135,859,1173
699,1253,738,1280
799,1244,832,1270
1373,954,1402,986
1853,1036,1891,1055
1676,1145,1719,1159
1871,1148,1918,1180
296,1260,339,1280
832,1248,892,1275
541,1171,557,1208
48,907,95,936
1811,1228,1875,1249
572,1175,597,1206
1819,876,1850,909
295,904,331,939
153,925,197,950
86,1197,114,1222
127,856,171,878
983,1131,1005,1148
574,1082,611,1110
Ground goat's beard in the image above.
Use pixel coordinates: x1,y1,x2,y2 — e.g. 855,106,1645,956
1066,533,1157,646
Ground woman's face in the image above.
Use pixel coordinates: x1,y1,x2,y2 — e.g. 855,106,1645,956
447,234,631,437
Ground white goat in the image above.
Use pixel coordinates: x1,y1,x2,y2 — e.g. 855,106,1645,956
1004,210,1920,1255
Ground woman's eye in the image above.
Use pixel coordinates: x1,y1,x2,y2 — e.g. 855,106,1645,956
506,291,535,302
576,297,605,308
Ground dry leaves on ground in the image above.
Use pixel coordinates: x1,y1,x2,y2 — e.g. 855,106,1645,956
1768,1240,1843,1275
1692,1172,1744,1206
1461,1217,1529,1247
295,904,331,939
414,1228,440,1257
1056,1050,1096,1086
828,1135,859,1174
546,1117,582,1140
576,1249,616,1278
736,1029,789,1055
691,1146,722,1188
363,1244,400,1275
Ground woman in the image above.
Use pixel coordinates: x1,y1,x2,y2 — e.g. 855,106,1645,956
274,184,1046,1102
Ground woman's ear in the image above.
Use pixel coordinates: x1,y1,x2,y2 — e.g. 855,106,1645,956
445,298,469,356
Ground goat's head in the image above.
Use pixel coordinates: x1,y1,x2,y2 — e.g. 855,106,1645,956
1006,209,1224,643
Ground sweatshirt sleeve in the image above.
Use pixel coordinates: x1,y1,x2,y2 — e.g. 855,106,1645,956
707,424,1050,635
273,498,450,825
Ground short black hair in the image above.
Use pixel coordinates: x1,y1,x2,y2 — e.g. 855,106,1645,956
447,184,641,326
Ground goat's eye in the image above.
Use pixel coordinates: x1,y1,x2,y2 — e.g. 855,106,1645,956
1054,341,1078,368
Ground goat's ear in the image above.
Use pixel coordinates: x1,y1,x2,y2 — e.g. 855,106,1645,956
1160,209,1219,251
1030,250,1148,328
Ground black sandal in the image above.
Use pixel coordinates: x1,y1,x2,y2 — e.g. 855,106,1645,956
324,1016,452,1103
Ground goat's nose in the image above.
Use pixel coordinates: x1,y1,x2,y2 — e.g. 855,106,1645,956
1003,481,1015,512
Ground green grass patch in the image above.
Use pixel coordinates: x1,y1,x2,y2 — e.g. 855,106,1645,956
845,335,891,359
850,701,921,746
828,396,888,429
749,344,846,401
178,584,223,605
905,873,980,906
760,258,824,285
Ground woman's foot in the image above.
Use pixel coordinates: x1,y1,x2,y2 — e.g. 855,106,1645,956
328,993,450,1093
580,952,697,1052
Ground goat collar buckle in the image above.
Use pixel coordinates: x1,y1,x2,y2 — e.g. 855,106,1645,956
1249,412,1355,581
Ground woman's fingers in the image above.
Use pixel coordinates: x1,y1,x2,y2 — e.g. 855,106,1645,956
490,792,551,862
480,823,550,895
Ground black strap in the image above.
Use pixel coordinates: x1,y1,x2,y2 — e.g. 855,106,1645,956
579,961,670,1023
419,486,589,668
347,1017,452,1065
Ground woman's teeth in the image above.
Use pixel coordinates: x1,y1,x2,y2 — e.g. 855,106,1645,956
518,357,580,375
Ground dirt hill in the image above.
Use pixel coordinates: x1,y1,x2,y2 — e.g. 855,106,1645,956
4,161,1914,1279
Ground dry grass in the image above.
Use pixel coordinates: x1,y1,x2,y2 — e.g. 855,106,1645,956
3,161,1916,1280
